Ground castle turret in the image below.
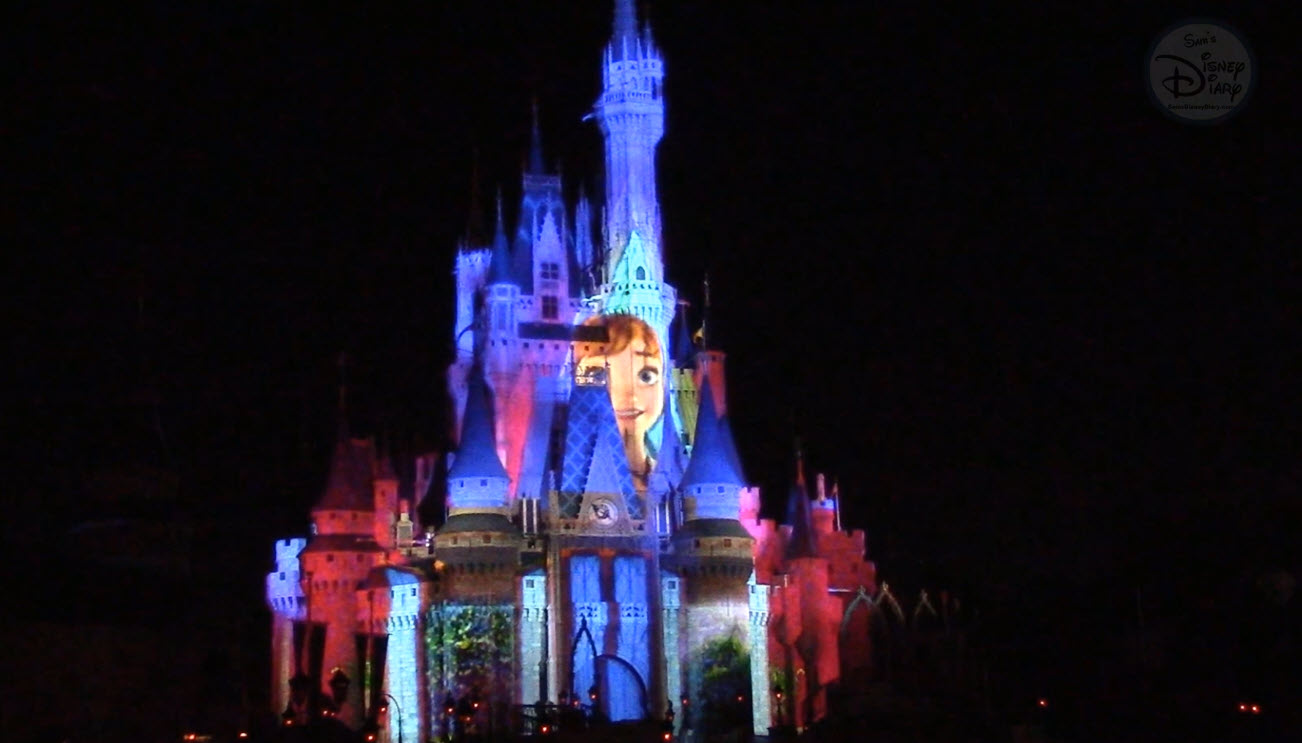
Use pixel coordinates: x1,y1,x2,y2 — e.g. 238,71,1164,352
599,0,665,282
595,0,676,344
679,377,745,522
445,364,510,516
514,104,567,298
296,379,384,729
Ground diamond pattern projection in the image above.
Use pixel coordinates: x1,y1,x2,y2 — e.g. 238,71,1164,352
559,385,637,518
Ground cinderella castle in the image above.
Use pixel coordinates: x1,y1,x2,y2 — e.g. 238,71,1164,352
265,3,882,740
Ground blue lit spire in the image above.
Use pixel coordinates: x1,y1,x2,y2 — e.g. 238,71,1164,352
448,364,508,483
487,191,514,286
528,99,545,174
681,377,744,523
614,0,637,46
599,0,664,284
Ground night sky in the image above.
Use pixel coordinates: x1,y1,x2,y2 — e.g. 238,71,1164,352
9,0,1298,676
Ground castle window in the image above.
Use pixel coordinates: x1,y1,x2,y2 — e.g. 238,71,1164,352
411,588,417,597
483,535,492,544
635,266,646,280
542,295,558,319
541,262,560,280
480,479,487,487
718,486,724,493
724,539,732,547
526,579,535,588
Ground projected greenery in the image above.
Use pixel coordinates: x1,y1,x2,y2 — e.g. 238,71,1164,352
693,635,751,734
427,604,514,717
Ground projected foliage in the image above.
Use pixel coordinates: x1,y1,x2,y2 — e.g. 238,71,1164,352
427,605,514,707
693,635,751,734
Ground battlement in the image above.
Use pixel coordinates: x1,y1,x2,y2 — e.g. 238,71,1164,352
274,537,306,570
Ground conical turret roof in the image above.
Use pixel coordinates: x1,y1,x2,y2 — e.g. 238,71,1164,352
448,365,508,480
681,376,743,488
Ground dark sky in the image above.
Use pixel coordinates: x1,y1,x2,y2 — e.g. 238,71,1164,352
9,0,1298,629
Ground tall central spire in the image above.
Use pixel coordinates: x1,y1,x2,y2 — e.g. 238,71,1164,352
598,0,665,285
614,0,637,42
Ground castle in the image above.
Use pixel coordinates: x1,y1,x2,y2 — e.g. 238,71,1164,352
265,3,879,739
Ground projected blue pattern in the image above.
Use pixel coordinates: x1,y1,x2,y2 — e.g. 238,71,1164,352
559,385,635,517
612,556,650,720
570,556,603,700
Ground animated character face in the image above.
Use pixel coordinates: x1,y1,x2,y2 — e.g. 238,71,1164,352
575,314,664,467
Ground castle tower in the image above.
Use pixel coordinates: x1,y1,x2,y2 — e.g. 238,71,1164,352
431,364,521,736
678,377,744,522
485,196,520,385
294,390,385,729
776,452,840,731
595,0,676,343
671,375,756,732
442,363,511,520
598,0,664,280
514,103,569,315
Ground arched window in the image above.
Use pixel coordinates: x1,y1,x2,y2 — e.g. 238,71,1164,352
635,266,646,280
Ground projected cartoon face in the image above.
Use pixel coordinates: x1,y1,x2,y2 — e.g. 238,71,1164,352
575,314,665,476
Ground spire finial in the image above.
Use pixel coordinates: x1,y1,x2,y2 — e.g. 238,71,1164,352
529,99,545,174
614,0,637,40
691,274,711,349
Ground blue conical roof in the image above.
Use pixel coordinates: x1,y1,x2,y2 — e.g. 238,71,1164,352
681,376,742,488
448,365,508,480
717,412,745,483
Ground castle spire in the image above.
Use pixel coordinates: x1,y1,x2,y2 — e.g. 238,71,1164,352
599,0,664,284
673,301,693,368
315,352,374,512
614,0,637,41
681,376,742,492
448,363,508,481
784,444,818,559
528,99,545,174
488,190,514,285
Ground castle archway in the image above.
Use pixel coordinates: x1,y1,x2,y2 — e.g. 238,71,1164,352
595,653,649,722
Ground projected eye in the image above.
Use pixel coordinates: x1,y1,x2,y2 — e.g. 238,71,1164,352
638,367,660,385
